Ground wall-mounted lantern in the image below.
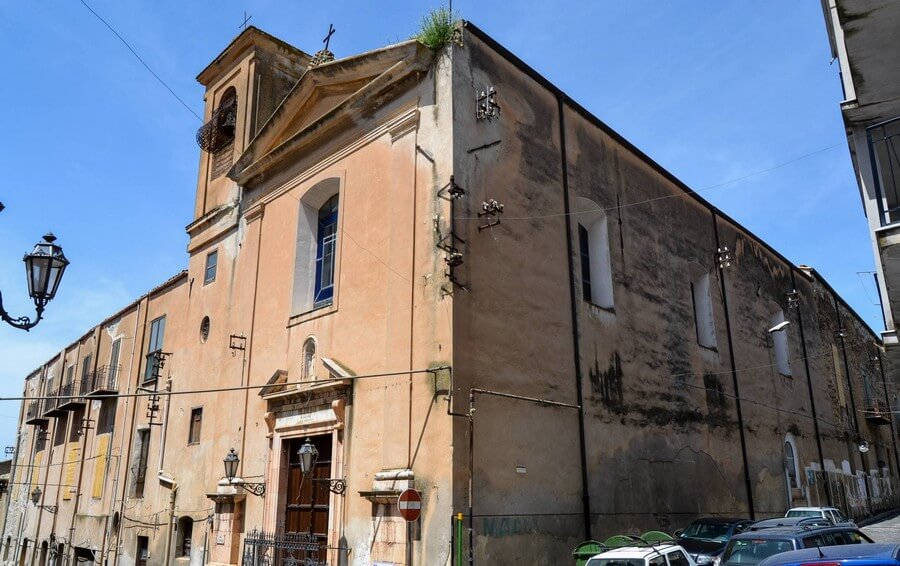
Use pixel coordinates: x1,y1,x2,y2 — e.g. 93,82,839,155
298,437,346,495
223,448,265,497
30,487,57,513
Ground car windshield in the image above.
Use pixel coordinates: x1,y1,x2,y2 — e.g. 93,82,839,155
586,560,645,566
785,510,821,518
721,539,794,566
681,522,733,541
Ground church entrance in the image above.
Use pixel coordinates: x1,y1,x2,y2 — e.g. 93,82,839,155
285,435,331,545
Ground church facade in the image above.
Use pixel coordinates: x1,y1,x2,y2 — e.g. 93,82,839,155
2,22,898,565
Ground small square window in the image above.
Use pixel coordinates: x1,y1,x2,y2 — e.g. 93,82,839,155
204,251,218,284
188,408,202,444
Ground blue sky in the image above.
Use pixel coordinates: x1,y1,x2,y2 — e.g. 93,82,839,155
0,1,877,451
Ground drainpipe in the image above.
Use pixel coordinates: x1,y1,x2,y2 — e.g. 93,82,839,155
162,484,178,566
115,297,151,565
874,352,900,484
790,272,830,506
555,92,593,541
833,296,872,512
711,211,755,519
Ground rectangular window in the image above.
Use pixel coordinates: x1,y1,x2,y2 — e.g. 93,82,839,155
771,310,792,376
188,408,202,444
53,414,68,446
35,424,48,452
109,338,122,386
204,250,218,284
691,272,717,349
66,364,74,387
136,536,149,566
144,316,166,383
69,407,85,442
80,354,92,395
579,225,592,302
132,429,150,498
97,399,117,435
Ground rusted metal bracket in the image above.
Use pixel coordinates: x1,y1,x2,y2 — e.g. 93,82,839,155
477,199,504,231
476,87,500,120
716,246,731,270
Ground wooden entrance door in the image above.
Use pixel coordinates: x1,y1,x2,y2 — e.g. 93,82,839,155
286,436,331,546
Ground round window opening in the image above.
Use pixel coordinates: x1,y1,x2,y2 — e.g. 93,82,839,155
200,316,210,343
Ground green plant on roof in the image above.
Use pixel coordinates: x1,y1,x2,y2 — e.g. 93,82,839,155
416,6,459,50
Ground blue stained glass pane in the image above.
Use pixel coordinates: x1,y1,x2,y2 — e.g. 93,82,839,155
314,196,338,307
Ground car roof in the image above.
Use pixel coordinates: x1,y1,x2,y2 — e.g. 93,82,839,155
734,524,856,539
690,517,748,524
787,507,837,512
758,543,900,565
592,544,681,559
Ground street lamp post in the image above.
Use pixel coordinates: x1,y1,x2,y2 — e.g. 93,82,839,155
222,448,266,497
30,487,57,514
0,233,69,331
298,438,346,495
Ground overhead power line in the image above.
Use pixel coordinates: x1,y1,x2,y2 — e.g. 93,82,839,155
78,0,202,121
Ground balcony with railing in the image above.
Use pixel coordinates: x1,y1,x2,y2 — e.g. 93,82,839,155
865,397,893,425
24,399,47,425
86,365,121,397
868,116,900,227
57,376,88,411
42,389,65,418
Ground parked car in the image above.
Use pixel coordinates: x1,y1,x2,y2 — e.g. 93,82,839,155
748,517,832,531
717,522,873,566
674,518,755,564
785,507,855,526
757,543,900,566
586,543,697,566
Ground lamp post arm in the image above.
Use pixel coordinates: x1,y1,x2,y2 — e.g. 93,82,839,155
0,291,43,331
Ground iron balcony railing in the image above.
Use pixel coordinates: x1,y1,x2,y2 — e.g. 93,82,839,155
867,115,900,226
865,398,893,425
25,399,44,424
89,365,121,394
42,389,60,415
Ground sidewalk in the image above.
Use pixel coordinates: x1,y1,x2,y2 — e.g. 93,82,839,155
861,511,900,543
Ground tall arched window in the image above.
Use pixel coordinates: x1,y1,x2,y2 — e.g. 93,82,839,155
301,338,317,382
784,434,800,489
292,178,341,315
576,198,614,309
314,195,339,308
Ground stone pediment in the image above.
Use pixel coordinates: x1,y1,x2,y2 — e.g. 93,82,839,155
230,40,432,186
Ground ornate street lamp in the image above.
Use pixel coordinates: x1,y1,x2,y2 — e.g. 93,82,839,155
297,438,346,495
30,487,57,513
0,233,69,331
222,448,265,497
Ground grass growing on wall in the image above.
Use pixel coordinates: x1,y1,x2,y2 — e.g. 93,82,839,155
417,6,458,50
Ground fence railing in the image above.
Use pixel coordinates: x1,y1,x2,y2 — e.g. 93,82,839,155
241,529,326,566
89,365,121,393
866,115,900,226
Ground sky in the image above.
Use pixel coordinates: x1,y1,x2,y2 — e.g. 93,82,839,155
0,1,880,452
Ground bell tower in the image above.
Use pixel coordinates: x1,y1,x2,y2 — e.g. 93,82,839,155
190,27,310,241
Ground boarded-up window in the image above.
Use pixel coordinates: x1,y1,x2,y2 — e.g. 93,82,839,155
63,445,79,500
91,434,110,499
97,399,117,435
188,408,202,444
770,310,791,376
131,429,150,498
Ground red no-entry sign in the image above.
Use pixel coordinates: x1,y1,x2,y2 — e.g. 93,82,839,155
398,488,422,522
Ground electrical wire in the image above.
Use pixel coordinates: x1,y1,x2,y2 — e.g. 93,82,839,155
77,0,202,121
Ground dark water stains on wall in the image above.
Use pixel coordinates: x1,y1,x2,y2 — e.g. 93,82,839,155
589,350,624,411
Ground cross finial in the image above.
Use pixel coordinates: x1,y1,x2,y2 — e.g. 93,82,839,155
239,11,252,31
323,23,336,51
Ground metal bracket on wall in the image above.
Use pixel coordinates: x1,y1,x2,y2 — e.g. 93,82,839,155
477,199,505,231
78,417,95,437
229,334,247,357
786,290,799,309
716,246,732,270
476,87,500,120
437,176,468,290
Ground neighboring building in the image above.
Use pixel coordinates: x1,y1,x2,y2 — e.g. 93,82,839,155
821,0,900,368
1,21,898,566
0,459,10,546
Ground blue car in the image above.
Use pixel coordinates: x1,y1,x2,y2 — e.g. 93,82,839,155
757,543,900,566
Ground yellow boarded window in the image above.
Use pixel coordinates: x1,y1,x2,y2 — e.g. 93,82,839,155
30,452,42,491
92,435,110,499
63,445,79,500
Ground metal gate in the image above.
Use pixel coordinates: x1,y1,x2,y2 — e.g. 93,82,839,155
241,529,326,566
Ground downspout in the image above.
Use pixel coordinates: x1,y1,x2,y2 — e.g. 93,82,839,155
711,211,756,519
555,93,592,540
69,329,102,558
833,295,871,511
790,271,830,506
162,484,178,566
115,297,151,565
874,352,900,483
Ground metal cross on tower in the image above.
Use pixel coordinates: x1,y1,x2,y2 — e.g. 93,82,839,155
239,11,252,31
323,23,336,51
